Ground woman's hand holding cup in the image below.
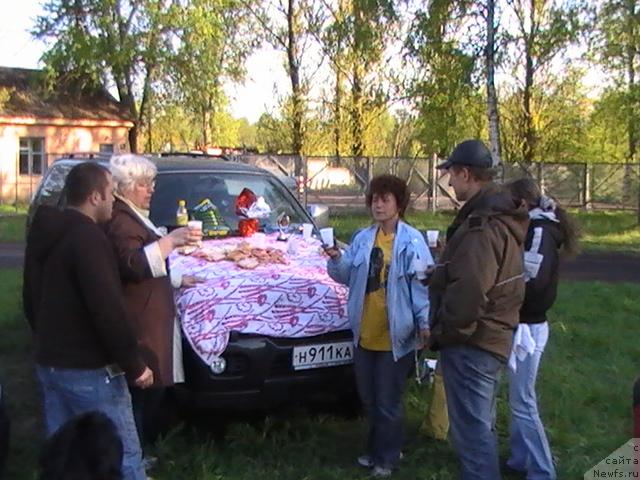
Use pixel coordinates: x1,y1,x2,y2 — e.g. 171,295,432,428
187,220,204,245
169,226,201,248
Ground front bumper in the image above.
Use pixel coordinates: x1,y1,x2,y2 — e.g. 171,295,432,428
178,330,356,411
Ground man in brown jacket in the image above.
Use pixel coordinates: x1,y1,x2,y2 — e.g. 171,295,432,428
429,140,529,480
24,162,152,480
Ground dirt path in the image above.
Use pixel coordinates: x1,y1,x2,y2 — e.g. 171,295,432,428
560,252,640,283
1,242,639,283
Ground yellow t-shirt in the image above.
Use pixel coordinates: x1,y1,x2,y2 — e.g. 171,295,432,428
359,229,394,351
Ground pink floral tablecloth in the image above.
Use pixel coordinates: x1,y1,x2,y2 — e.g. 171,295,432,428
170,233,349,367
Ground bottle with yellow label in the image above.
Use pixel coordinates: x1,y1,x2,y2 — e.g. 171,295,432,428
176,200,188,226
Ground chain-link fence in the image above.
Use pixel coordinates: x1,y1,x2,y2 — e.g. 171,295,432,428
500,162,640,211
3,152,639,217
233,154,640,215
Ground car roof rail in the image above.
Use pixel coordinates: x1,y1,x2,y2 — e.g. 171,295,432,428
156,151,232,160
51,152,112,161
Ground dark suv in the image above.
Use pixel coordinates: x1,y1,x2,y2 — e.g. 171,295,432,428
27,154,355,411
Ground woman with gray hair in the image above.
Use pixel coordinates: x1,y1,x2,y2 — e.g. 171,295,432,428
105,154,202,470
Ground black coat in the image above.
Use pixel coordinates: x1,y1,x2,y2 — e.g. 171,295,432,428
23,206,145,380
520,216,565,324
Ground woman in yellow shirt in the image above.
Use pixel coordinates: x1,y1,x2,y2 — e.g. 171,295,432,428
326,175,432,477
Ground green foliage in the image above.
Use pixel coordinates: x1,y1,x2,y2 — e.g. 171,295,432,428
591,0,640,162
170,0,258,147
405,1,486,157
0,87,14,110
33,0,186,151
501,0,588,163
27,0,637,164
583,88,629,163
501,68,592,163
254,112,291,153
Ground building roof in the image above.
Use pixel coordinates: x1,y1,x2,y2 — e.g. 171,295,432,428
0,67,132,123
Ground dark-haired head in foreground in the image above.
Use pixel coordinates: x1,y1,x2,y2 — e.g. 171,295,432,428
39,411,123,480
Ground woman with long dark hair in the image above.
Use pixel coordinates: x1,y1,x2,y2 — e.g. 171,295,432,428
504,178,579,480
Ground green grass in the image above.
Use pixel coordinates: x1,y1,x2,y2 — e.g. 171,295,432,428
1,268,638,479
330,211,455,243
0,205,28,215
330,210,640,254
0,215,26,243
574,211,640,253
0,269,42,480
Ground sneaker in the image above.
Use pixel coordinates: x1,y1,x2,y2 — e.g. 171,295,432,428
371,466,393,478
357,454,374,468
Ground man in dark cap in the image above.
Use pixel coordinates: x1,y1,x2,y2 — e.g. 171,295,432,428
428,140,529,479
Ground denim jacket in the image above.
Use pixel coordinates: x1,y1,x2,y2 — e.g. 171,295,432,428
327,221,433,360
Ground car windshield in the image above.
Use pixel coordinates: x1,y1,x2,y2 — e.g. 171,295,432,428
150,171,309,233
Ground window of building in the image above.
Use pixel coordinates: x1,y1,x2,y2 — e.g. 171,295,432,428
19,137,45,175
99,143,114,154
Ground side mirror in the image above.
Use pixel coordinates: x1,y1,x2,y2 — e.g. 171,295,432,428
306,203,329,229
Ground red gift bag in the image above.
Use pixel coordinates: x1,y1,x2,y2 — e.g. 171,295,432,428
238,218,259,237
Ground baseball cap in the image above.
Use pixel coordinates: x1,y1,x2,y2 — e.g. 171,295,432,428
437,140,493,169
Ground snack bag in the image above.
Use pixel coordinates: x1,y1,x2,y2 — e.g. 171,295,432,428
192,199,230,238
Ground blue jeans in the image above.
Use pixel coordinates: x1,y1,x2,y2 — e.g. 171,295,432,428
507,323,556,479
36,365,146,480
441,345,503,480
354,347,413,470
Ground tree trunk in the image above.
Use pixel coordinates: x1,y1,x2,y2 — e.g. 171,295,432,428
626,1,637,165
124,95,138,153
630,0,640,223
522,0,536,164
287,0,304,160
350,62,364,158
623,0,638,215
146,105,153,152
202,108,209,147
485,0,502,166
333,67,342,162
350,1,365,159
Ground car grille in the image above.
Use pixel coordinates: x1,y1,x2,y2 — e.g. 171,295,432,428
224,354,250,376
268,351,293,376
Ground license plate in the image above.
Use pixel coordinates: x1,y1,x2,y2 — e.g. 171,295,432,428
292,341,354,370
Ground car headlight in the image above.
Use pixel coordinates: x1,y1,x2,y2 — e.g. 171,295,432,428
210,357,227,375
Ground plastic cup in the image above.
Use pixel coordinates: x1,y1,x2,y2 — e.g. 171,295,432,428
302,223,313,241
319,227,334,247
426,230,439,248
187,220,203,246
287,237,299,256
188,220,203,233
